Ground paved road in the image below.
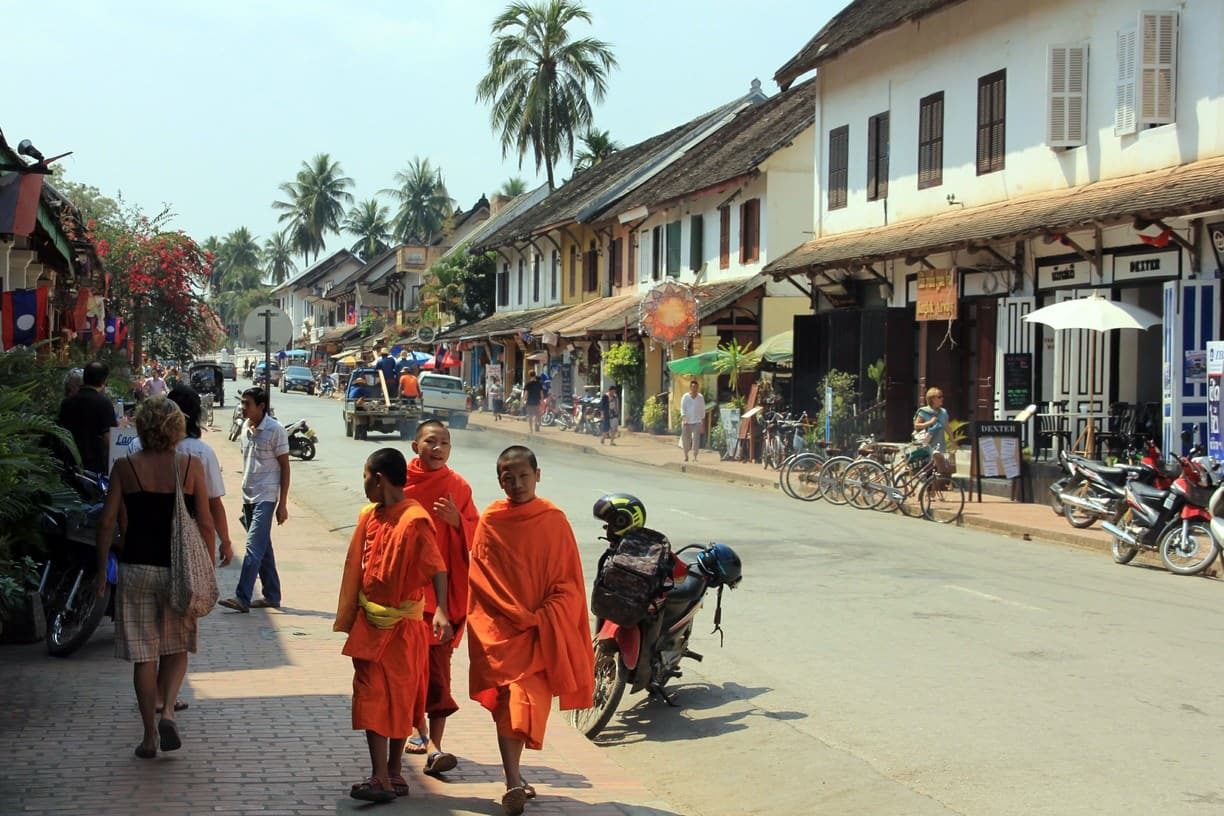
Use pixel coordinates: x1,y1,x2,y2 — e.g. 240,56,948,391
257,391,1224,815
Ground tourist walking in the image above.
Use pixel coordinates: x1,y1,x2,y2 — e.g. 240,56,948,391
913,387,949,453
679,379,706,462
58,360,118,474
488,377,504,422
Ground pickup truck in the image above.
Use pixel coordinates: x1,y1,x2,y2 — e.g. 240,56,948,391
419,372,469,429
343,368,422,440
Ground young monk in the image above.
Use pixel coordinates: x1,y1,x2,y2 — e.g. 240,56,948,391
467,445,595,816
403,419,480,776
334,448,453,804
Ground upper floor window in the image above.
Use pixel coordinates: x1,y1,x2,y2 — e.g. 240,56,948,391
608,237,623,290
718,206,731,269
550,250,559,300
584,241,598,292
827,125,849,210
532,254,540,302
568,245,577,297
497,263,509,307
866,113,889,201
918,93,944,189
976,70,1006,175
665,221,682,277
689,214,704,273
1115,11,1178,135
517,258,525,303
651,225,663,281
739,199,760,264
1048,45,1088,147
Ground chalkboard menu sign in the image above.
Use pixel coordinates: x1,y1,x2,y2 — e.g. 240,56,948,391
1003,353,1032,411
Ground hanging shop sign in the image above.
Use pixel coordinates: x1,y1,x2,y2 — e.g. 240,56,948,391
915,269,958,321
1208,341,1224,461
639,280,700,346
1113,248,1180,281
1036,257,1093,290
1207,223,1224,273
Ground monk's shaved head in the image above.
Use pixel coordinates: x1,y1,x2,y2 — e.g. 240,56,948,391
415,419,448,440
367,447,408,487
496,445,538,475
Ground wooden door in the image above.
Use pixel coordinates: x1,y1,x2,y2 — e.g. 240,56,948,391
974,299,998,419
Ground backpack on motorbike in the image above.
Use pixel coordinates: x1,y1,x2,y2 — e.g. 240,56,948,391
590,528,674,627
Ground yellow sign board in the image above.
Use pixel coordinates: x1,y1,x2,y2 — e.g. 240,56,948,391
916,269,958,322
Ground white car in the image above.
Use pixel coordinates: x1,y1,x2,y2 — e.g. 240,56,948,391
419,372,469,428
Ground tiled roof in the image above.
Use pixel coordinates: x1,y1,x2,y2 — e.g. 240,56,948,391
764,155,1224,277
581,277,768,335
436,303,575,341
535,294,639,338
775,0,965,89
606,80,817,216
315,325,360,344
271,249,362,294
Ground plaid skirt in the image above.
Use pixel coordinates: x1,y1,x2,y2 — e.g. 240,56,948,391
115,563,198,662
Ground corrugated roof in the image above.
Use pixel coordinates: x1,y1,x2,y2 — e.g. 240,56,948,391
775,0,965,90
764,155,1224,277
271,249,362,294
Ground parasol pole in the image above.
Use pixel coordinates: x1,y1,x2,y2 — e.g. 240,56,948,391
1086,329,1097,458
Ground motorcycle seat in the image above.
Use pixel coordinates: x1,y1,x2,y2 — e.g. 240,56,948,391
1129,482,1169,502
667,570,706,604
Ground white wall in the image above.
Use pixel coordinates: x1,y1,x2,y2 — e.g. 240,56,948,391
811,0,1224,236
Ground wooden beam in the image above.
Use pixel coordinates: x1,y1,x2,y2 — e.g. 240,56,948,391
862,264,894,297
906,255,937,270
781,273,814,300
1148,218,1200,266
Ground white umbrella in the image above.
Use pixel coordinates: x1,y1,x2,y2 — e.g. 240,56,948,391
1023,294,1160,456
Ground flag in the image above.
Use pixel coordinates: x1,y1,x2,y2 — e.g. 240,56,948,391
346,304,356,324
1139,227,1173,248
2,288,48,348
113,316,128,348
0,172,44,237
66,287,92,333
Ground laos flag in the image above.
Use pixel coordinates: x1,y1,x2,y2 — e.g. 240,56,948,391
2,288,48,349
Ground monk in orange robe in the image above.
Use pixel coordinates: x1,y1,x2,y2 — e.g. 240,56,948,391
467,445,595,816
334,448,453,804
403,419,480,776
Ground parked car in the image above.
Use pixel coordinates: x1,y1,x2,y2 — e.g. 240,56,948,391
219,361,237,380
281,365,315,395
419,372,469,429
253,361,282,386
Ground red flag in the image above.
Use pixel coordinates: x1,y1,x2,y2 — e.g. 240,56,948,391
0,173,44,236
1138,227,1173,248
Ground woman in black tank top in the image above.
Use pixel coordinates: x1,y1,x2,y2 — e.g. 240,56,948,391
94,396,215,759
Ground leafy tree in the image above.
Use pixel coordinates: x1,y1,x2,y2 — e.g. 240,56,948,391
343,198,392,261
499,177,528,196
49,166,120,226
476,0,618,189
574,128,620,171
262,232,297,285
272,153,354,266
382,157,454,245
423,244,497,326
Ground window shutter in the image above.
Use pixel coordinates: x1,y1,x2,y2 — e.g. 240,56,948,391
1115,28,1137,135
719,207,730,269
639,231,650,282
532,254,540,302
569,245,577,296
666,221,682,277
1138,11,1177,125
689,214,704,272
877,114,889,199
866,115,878,200
1049,45,1088,147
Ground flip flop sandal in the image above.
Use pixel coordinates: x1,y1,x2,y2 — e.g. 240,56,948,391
424,751,458,776
405,734,429,755
350,778,396,804
501,785,527,816
134,744,157,759
155,700,189,714
389,774,410,797
157,719,182,752
519,777,536,799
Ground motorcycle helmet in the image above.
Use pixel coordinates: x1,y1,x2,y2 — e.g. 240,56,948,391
697,543,742,588
592,493,647,538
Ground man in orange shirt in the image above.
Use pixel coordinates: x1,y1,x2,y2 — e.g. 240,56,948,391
467,445,594,815
403,420,479,776
334,448,453,803
399,366,421,401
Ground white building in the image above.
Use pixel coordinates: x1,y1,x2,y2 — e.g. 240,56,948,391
269,249,364,344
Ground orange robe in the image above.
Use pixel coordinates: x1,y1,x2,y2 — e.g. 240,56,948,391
403,458,479,645
466,497,595,750
334,500,445,738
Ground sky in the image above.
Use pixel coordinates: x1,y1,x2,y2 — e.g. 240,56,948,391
5,0,840,255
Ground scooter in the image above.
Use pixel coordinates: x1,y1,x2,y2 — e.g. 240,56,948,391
318,376,336,398
1056,441,1177,528
284,419,318,461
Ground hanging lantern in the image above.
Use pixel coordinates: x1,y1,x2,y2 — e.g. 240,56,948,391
639,281,700,349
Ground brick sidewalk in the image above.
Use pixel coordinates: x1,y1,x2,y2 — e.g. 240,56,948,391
0,436,678,816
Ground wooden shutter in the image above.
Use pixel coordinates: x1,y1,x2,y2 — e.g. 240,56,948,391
532,254,540,302
666,221,681,277
1115,28,1137,135
689,214,704,272
498,263,509,306
568,245,576,297
1048,45,1088,147
918,92,944,189
739,199,760,264
867,113,889,200
719,207,730,269
551,250,559,300
610,238,623,289
976,71,1006,175
585,244,598,292
827,125,849,209
517,259,524,303
1138,11,1177,126
651,226,663,280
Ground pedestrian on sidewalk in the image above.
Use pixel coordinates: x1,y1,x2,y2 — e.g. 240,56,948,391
335,448,453,804
467,445,595,816
402,420,480,775
219,387,289,613
914,387,949,453
598,386,617,445
58,360,117,475
93,397,215,759
680,379,706,462
523,373,543,433
488,377,504,421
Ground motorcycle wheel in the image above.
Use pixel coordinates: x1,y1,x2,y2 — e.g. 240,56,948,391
1062,481,1099,529
47,579,109,657
541,411,554,427
296,440,317,461
228,418,243,442
1050,475,1074,516
1109,508,1140,564
567,639,628,740
1159,519,1220,575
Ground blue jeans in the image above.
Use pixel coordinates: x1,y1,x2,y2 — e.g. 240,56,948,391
236,501,281,606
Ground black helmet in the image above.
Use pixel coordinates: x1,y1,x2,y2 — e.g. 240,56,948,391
697,543,742,588
592,493,647,538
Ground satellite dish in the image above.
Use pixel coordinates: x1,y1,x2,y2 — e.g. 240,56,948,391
242,305,294,351
416,326,436,344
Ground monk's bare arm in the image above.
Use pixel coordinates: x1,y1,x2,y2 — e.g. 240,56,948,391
431,571,453,642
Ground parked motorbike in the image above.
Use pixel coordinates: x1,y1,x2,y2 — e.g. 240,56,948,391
1101,453,1221,574
574,394,603,435
540,394,558,427
228,398,244,441
284,419,318,461
39,469,118,657
568,496,742,739
1056,441,1176,528
318,375,336,398
554,398,575,430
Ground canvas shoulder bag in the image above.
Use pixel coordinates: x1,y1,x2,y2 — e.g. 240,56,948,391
169,453,219,617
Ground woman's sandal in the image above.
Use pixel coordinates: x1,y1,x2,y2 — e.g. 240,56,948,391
389,774,410,797
501,785,528,816
157,718,182,752
350,777,396,804
134,744,157,759
405,734,429,755
519,777,537,799
155,700,188,714
424,751,458,776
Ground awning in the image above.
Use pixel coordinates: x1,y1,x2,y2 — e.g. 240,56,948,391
764,154,1224,278
437,303,574,341
534,294,639,338
316,325,358,344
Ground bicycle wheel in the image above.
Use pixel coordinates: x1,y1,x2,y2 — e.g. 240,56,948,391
785,453,826,502
818,456,854,505
778,453,803,497
844,460,888,510
919,477,966,523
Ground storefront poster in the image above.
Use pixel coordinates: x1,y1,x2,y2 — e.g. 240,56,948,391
1207,342,1224,460
916,269,958,321
1185,350,1207,384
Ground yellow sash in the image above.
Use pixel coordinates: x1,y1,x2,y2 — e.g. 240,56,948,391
357,591,424,629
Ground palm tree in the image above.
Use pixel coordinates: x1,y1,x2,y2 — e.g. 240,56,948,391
381,157,455,245
476,0,618,189
262,233,297,285
209,227,261,292
343,199,392,261
574,128,620,171
499,177,528,197
272,153,355,266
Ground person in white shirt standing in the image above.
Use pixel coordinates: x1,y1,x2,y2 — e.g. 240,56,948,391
220,387,290,613
679,379,707,463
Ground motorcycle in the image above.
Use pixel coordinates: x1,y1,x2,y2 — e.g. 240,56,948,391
228,399,244,441
1056,441,1176,528
38,469,118,657
554,398,575,430
1101,453,1221,574
318,375,336,398
540,394,558,427
284,419,318,461
568,506,742,739
574,394,603,435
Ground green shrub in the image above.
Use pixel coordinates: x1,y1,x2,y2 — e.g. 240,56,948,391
643,395,668,434
604,342,645,430
709,422,726,453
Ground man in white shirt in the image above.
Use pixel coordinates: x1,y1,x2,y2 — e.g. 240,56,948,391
679,379,707,463
220,387,290,613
